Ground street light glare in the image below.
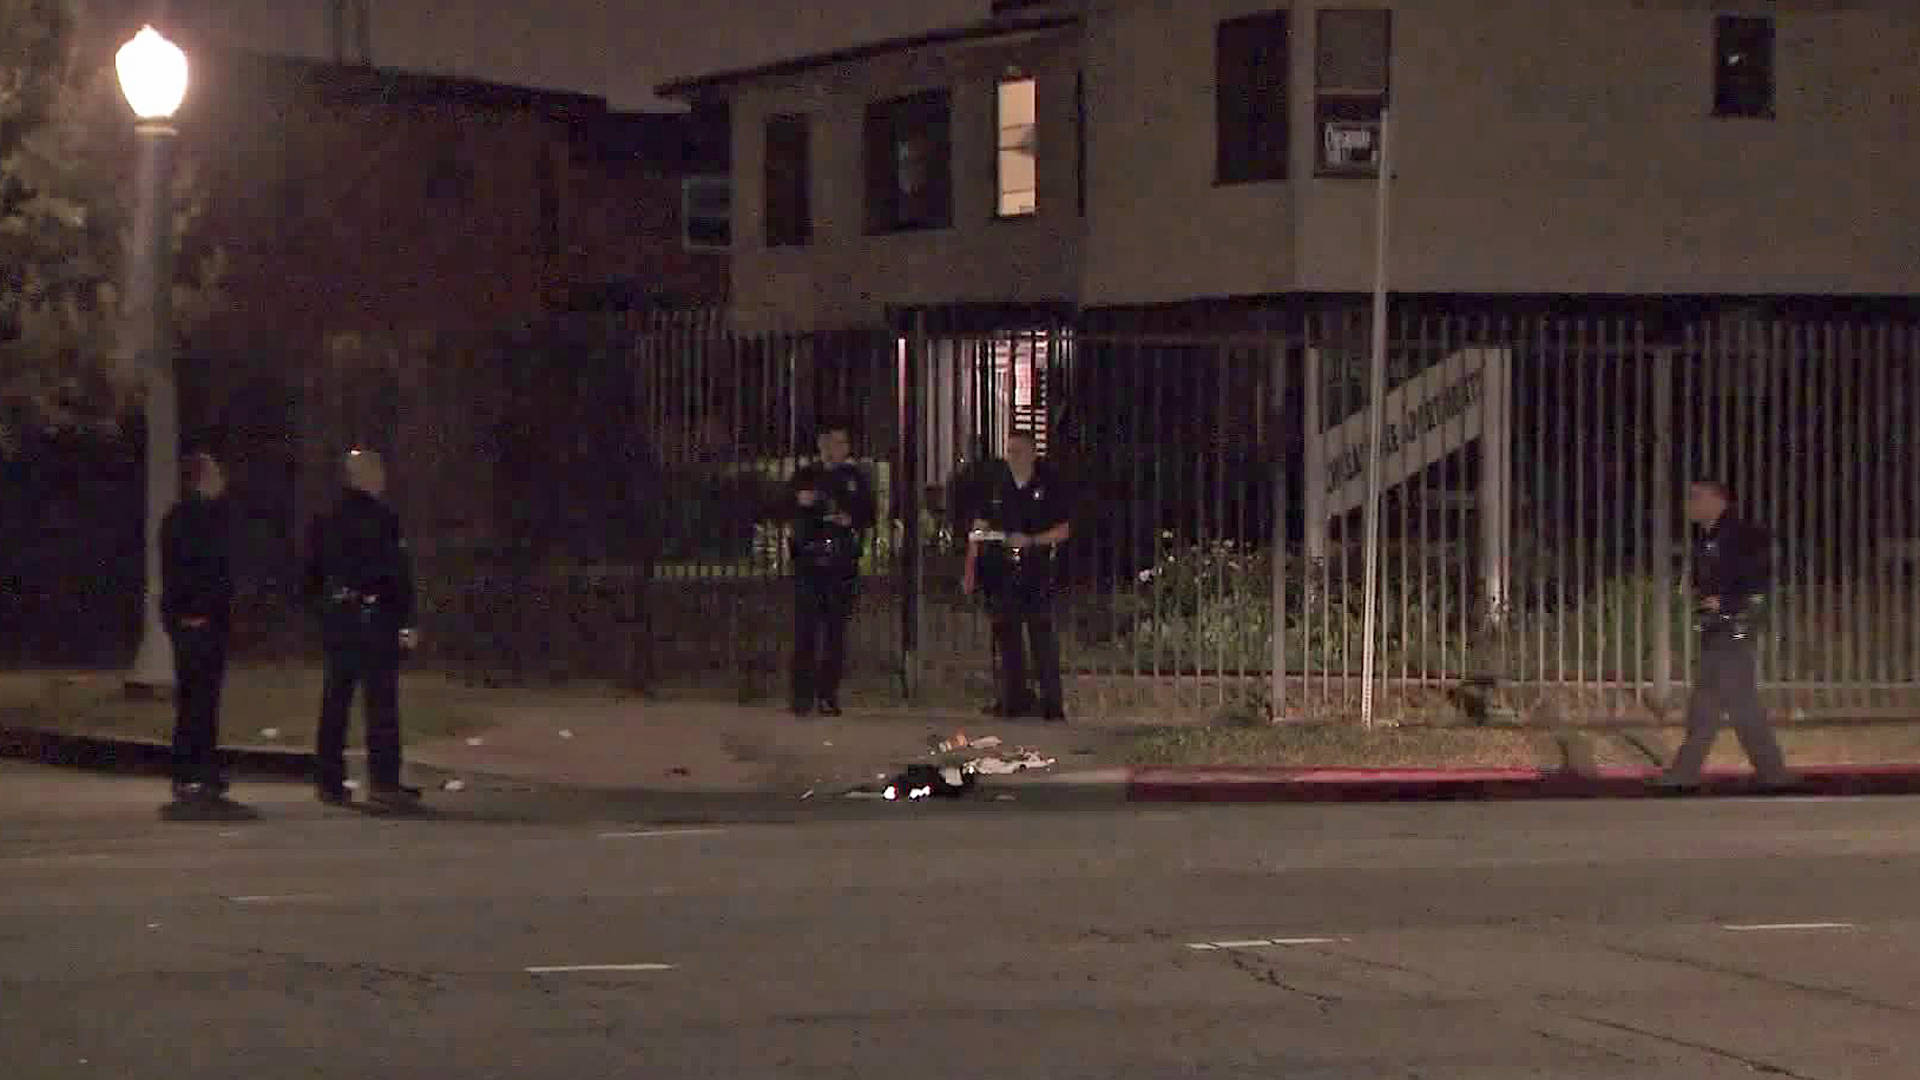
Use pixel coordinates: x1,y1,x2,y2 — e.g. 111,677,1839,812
116,26,189,121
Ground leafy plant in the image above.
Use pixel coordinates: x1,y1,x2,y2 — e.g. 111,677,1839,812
1,2,227,453
1093,534,1860,683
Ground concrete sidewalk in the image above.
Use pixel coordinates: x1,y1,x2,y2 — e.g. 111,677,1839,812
0,694,1127,797
403,696,1122,795
11,690,1920,802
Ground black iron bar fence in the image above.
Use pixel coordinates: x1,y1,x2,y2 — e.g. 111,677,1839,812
402,306,1918,724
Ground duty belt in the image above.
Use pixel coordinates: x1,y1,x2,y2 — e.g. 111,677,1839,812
1697,593,1766,640
325,587,386,621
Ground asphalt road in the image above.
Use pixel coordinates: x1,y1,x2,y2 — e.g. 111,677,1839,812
5,762,1920,1078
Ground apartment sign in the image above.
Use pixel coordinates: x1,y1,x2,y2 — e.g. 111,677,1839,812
1317,348,1510,518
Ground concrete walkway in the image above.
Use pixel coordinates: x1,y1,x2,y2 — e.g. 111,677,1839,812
406,696,1127,795
11,686,1920,802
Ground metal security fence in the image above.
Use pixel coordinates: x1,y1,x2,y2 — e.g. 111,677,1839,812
411,306,1918,722
628,312,908,698
1284,313,1920,722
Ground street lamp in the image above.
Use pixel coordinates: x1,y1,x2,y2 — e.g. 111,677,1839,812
118,26,189,694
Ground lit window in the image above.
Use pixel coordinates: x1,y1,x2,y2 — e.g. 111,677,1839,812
996,76,1037,217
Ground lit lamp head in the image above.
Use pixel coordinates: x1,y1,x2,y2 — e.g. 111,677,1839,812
116,26,189,133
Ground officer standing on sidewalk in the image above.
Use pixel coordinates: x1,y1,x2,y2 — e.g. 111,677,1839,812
964,430,1073,722
1655,480,1795,792
788,422,877,717
301,449,422,808
161,451,241,810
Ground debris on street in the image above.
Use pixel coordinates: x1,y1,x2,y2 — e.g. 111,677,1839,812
965,751,1058,776
817,730,1062,805
929,732,1003,754
881,763,975,802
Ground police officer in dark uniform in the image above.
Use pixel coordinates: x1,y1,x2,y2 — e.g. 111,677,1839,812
1656,480,1795,791
963,430,1072,722
301,449,422,807
788,422,877,717
161,452,240,809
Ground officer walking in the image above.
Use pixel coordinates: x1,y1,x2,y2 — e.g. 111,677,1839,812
301,449,422,808
963,430,1072,722
1656,480,1795,791
161,451,241,810
788,422,877,717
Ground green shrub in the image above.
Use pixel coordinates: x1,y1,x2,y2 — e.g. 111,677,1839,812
1092,536,1876,682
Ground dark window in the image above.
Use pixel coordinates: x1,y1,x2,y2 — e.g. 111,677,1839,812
535,147,559,263
1315,8,1390,176
1074,71,1087,216
1713,15,1774,118
681,176,731,250
1215,11,1291,184
426,144,476,202
864,89,953,234
763,113,812,246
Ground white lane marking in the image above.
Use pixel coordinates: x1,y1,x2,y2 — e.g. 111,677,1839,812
1722,922,1855,932
1187,937,1343,951
597,828,728,840
526,963,677,974
227,894,330,904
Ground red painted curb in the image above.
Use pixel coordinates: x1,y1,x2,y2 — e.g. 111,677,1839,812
1124,762,1920,803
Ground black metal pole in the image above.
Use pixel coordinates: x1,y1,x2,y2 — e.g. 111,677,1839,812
899,313,926,700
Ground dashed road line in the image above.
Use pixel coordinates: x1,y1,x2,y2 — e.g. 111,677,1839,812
1187,937,1344,951
226,894,331,904
597,828,729,840
525,963,677,974
1722,922,1854,932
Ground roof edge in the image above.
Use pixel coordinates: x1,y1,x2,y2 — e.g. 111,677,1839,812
654,15,1079,100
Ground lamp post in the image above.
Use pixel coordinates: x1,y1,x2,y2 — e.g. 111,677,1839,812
117,26,190,694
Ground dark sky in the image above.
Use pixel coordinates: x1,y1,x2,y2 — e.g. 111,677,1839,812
118,0,984,109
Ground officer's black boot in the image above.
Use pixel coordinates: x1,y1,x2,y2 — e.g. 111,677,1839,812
371,784,422,809
816,698,842,717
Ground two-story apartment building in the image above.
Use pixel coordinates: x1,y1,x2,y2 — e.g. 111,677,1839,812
660,0,1919,330
170,47,731,590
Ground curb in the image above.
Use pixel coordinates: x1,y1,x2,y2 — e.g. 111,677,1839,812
13,722,1920,804
1121,763,1920,802
0,725,316,782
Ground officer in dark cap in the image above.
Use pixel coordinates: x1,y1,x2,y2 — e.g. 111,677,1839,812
963,430,1073,721
787,421,877,717
161,451,242,811
1656,479,1795,791
301,448,422,808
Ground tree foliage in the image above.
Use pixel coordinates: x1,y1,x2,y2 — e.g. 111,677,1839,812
1,0,225,453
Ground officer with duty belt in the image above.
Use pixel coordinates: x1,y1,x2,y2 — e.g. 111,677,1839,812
963,430,1072,722
160,452,241,810
1656,480,1795,792
301,449,422,808
788,422,877,717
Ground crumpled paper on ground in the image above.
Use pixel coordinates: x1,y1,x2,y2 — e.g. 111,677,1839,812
964,750,1057,775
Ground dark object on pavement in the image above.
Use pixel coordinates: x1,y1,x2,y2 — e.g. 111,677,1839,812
885,763,976,802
